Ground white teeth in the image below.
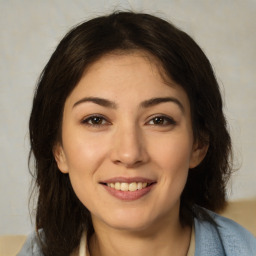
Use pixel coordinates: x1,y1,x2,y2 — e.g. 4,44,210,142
107,182,150,191
120,182,129,191
114,182,121,190
129,182,137,192
137,182,142,190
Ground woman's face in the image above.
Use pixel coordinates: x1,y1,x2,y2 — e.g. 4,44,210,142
54,52,206,232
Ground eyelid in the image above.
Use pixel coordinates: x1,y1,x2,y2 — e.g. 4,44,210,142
81,114,111,126
80,114,176,127
145,114,177,125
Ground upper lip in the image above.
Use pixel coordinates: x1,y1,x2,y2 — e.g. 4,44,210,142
100,177,156,184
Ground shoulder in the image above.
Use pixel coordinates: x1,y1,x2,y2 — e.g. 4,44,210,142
17,230,44,256
194,207,256,256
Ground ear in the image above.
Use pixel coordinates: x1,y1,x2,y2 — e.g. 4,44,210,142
189,141,209,169
53,143,69,173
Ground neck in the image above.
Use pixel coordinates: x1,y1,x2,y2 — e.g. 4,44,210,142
89,210,191,256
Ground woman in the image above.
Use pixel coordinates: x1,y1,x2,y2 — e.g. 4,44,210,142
18,11,256,256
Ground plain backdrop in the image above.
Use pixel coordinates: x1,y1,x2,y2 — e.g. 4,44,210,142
1,0,255,235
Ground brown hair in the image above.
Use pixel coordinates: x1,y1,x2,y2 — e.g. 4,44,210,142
29,11,232,255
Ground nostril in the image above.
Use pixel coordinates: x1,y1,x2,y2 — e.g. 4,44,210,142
113,159,144,168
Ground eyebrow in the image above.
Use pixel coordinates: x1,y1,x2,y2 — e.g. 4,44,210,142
140,97,184,112
73,97,117,109
73,96,184,112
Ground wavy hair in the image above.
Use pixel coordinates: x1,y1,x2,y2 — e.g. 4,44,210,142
29,11,232,255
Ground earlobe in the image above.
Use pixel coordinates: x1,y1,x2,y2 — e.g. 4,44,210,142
53,143,69,173
189,142,209,169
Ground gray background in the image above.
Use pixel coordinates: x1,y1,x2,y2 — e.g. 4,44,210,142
1,0,255,235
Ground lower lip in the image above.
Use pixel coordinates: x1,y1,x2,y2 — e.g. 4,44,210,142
102,184,155,201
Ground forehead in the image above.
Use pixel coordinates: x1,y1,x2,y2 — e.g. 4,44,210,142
84,50,165,82
65,51,190,110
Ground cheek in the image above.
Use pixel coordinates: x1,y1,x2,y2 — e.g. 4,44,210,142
63,129,108,171
62,131,109,201
152,132,193,190
65,141,104,210
151,133,193,171
150,135,192,210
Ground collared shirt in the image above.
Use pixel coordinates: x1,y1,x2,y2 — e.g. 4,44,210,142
17,208,256,256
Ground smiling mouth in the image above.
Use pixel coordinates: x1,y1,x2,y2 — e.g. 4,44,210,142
100,179,156,200
100,181,156,192
104,182,153,192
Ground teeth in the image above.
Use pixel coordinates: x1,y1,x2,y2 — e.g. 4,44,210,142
107,182,149,191
129,182,137,192
120,183,128,191
142,182,147,188
114,182,120,190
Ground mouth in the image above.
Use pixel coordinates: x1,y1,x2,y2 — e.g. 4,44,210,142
101,181,154,192
100,177,156,200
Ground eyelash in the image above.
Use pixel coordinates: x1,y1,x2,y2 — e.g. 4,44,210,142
81,115,176,127
81,115,110,127
146,115,177,126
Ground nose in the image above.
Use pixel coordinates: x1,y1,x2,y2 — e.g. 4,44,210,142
110,124,149,168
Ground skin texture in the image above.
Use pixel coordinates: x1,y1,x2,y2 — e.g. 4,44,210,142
54,52,207,256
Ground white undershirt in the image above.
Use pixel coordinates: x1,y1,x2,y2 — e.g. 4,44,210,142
78,231,87,256
78,226,195,256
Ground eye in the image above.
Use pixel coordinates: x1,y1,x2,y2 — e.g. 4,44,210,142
146,115,176,126
81,115,110,127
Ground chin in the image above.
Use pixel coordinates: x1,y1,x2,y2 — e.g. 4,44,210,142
108,219,153,232
101,208,156,232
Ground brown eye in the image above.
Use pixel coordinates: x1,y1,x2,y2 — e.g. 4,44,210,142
89,116,104,125
147,116,176,126
81,115,109,126
152,117,165,125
